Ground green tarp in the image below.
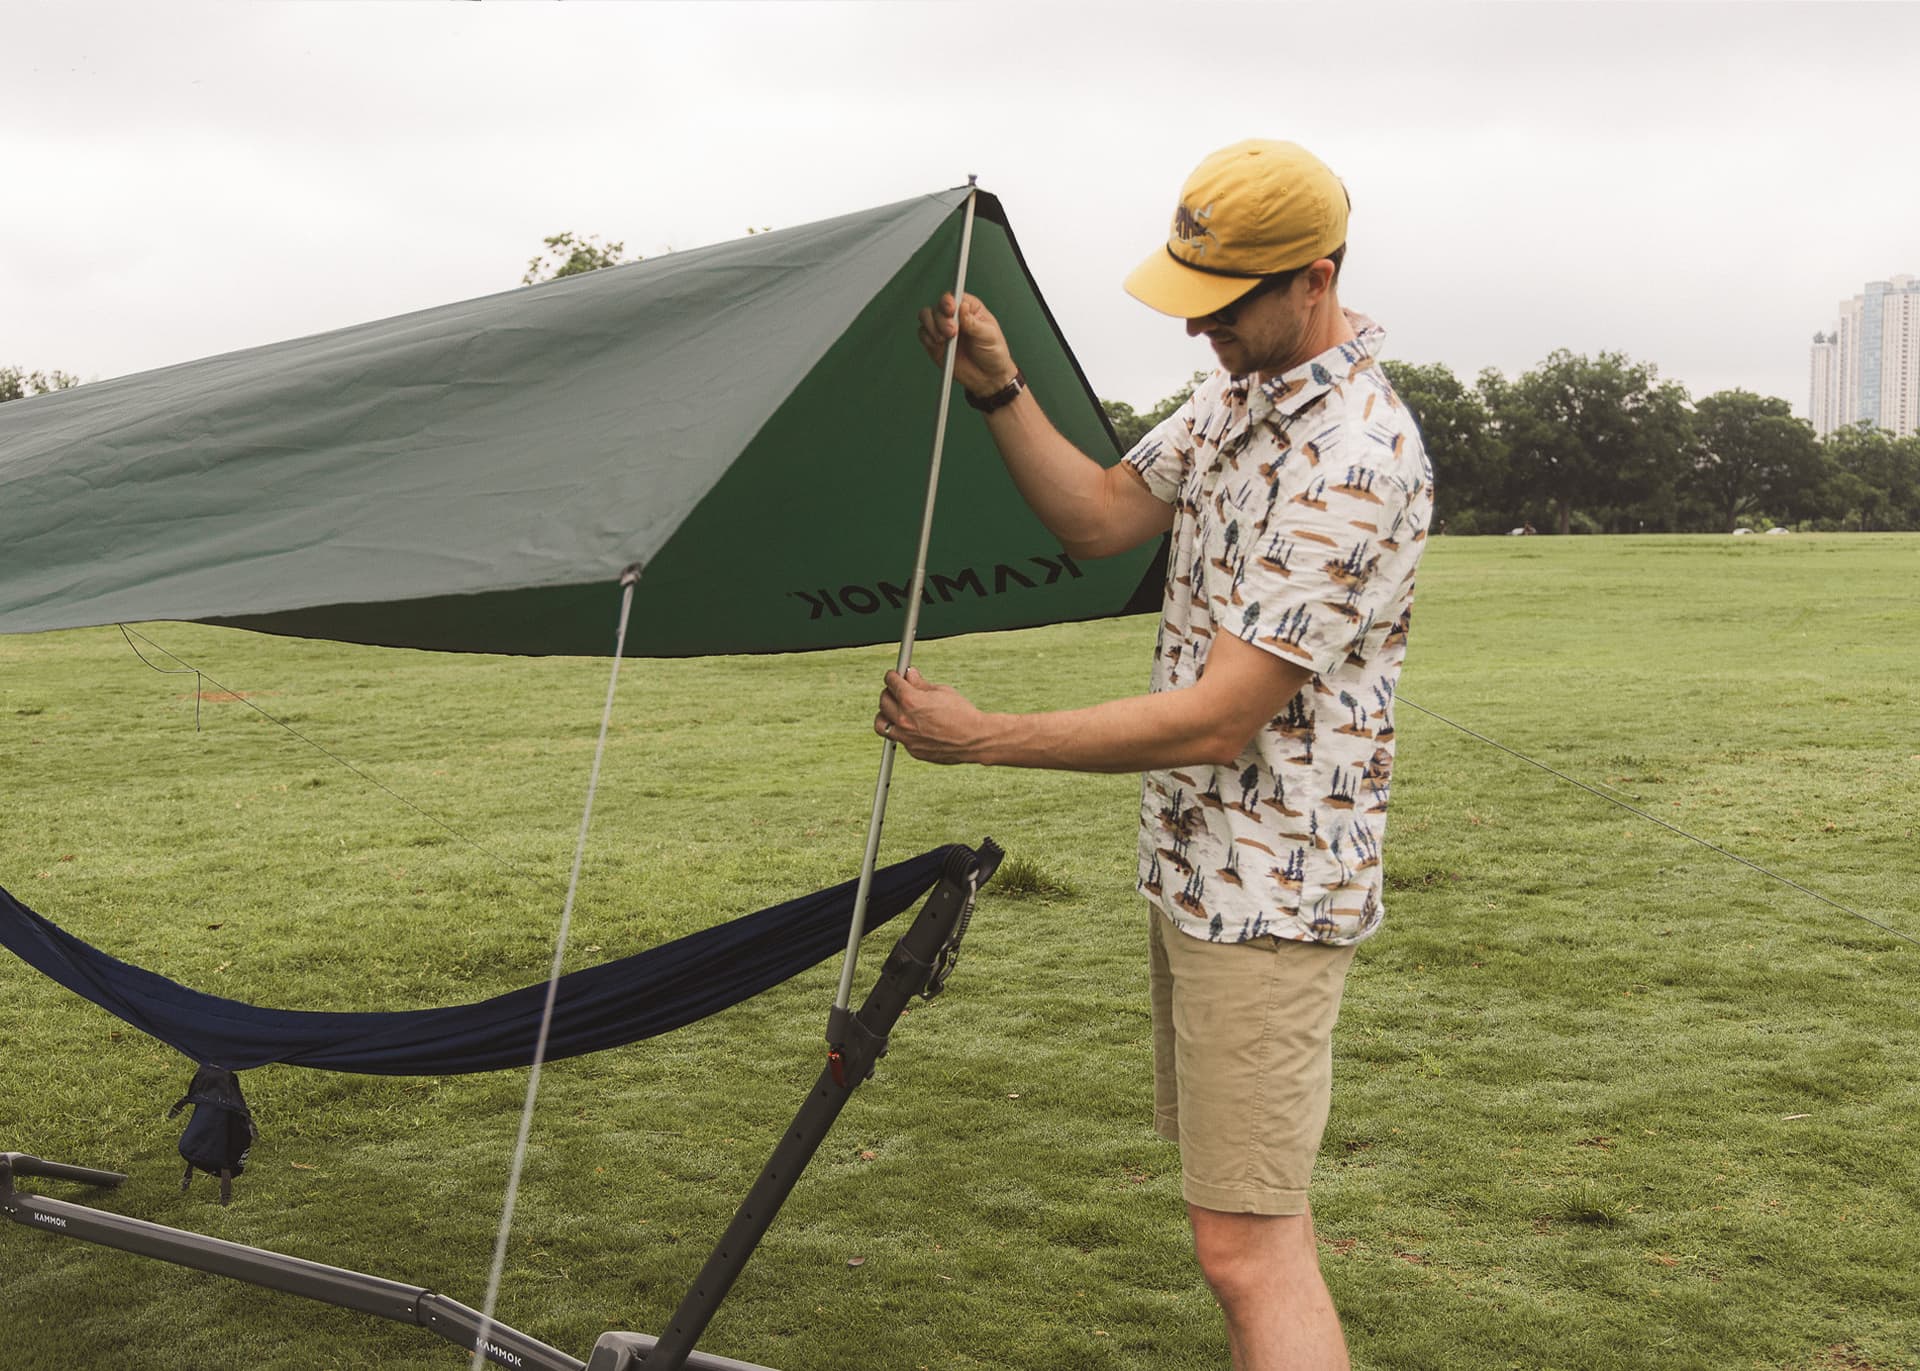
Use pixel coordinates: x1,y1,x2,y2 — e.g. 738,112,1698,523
0,188,1160,657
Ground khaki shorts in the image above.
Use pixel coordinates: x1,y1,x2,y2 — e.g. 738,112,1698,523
1149,909,1358,1216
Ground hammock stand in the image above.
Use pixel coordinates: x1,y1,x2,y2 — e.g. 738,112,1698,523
0,180,1069,1369
3,838,1001,1371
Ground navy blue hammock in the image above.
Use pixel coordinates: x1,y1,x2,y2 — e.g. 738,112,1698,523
2,842,998,1371
0,848,951,1075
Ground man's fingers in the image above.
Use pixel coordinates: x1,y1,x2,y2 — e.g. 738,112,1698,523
917,313,956,372
876,673,920,747
915,309,945,358
918,306,953,337
879,670,926,736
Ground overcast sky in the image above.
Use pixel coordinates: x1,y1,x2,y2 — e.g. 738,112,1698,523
6,1,1915,416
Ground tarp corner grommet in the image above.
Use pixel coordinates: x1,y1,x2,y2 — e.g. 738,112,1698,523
619,563,643,588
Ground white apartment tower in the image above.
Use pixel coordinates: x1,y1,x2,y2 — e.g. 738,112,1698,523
1809,331,1840,436
1886,282,1920,438
1814,274,1920,438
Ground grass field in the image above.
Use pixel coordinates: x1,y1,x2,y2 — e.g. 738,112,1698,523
3,534,1917,1371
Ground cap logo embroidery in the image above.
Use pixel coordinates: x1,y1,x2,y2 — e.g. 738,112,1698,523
1171,201,1217,258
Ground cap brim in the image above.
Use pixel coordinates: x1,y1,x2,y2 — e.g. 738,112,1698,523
1123,247,1260,320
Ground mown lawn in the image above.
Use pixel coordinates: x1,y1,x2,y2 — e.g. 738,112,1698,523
3,534,1916,1371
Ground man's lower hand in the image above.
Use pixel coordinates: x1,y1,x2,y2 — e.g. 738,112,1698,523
877,667,990,765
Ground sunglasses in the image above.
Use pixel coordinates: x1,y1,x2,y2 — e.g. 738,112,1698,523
1206,273,1295,327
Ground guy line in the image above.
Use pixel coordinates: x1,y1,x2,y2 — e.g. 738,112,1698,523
117,624,541,887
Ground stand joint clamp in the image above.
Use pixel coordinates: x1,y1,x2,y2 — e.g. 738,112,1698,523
824,1007,889,1089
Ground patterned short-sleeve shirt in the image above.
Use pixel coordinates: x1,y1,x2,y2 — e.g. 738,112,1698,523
1123,313,1432,947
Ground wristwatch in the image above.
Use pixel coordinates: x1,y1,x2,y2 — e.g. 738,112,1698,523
965,370,1027,414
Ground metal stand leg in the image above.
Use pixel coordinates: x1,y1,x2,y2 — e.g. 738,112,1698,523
2,840,1000,1371
596,840,999,1371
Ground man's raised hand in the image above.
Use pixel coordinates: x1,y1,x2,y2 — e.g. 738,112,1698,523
916,292,1018,400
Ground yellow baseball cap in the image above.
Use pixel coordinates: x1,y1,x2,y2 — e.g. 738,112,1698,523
1124,139,1349,319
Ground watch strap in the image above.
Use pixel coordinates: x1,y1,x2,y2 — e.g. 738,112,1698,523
965,370,1027,414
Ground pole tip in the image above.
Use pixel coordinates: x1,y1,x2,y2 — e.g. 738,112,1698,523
966,173,978,188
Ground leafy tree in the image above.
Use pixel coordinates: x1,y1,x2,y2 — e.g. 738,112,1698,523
1380,359,1506,530
522,232,631,285
1488,350,1691,534
1,365,81,403
1821,423,1920,530
1102,371,1207,452
1103,352,1920,535
1815,464,1882,531
1099,398,1151,453
1686,390,1824,532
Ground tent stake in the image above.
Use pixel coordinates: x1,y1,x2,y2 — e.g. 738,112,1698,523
829,182,979,1046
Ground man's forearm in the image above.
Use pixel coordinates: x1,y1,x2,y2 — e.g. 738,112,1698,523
977,390,1132,558
971,688,1244,774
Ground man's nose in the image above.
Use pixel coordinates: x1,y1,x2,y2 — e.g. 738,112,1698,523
1185,316,1213,337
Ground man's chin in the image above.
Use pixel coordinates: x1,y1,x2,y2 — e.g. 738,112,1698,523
1208,343,1247,373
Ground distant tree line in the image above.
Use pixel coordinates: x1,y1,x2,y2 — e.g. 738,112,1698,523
10,297,1915,536
521,231,632,285
1103,353,1920,534
1,365,81,403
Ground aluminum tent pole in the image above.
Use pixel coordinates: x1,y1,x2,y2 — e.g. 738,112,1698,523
828,182,979,1043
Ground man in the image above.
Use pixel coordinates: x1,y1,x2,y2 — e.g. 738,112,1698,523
881,139,1432,1370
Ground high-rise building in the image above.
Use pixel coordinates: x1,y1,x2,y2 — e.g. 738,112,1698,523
1885,281,1920,438
1837,298,1862,428
1815,274,1920,438
1809,331,1840,436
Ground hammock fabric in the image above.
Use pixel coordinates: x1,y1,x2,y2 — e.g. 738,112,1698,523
0,848,950,1075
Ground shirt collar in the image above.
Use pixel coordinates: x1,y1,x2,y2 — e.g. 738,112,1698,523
1235,311,1386,426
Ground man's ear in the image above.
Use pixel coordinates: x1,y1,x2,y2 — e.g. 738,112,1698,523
1305,258,1338,303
